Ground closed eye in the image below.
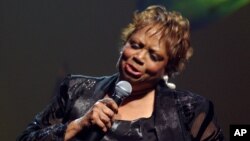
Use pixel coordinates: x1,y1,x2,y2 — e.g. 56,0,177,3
129,40,142,49
150,53,164,62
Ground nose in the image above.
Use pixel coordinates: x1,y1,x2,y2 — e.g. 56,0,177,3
133,50,146,65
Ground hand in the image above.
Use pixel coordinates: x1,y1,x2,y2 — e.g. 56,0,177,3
82,98,118,132
64,98,118,141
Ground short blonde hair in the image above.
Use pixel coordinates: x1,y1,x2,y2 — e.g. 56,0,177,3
121,5,193,77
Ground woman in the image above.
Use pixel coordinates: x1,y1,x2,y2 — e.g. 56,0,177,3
18,5,223,141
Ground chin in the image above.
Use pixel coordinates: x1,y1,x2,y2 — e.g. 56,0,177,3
123,72,152,86
119,71,140,83
120,71,138,83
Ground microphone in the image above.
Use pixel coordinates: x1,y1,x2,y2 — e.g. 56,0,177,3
82,81,132,141
111,80,132,106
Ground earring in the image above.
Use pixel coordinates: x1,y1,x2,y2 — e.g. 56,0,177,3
163,75,176,89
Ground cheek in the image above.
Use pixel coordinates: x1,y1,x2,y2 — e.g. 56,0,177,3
122,46,134,60
146,63,166,76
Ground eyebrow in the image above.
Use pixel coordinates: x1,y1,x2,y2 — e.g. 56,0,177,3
130,38,144,48
149,49,165,60
131,35,165,52
149,47,163,55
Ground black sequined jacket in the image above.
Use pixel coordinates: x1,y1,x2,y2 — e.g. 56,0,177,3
18,74,223,141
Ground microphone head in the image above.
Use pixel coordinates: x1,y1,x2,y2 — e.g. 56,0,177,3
113,81,132,105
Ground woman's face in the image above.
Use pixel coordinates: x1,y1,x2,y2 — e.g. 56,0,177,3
118,25,169,92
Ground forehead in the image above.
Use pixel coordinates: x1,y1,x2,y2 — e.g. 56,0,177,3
135,24,163,37
131,25,168,50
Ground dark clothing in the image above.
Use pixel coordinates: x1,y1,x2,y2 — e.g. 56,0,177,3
18,74,224,141
101,108,157,141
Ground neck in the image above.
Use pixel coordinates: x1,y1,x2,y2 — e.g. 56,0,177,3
115,88,156,120
121,88,155,106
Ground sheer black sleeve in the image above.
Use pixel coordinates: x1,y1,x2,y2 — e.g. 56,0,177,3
179,92,224,141
190,100,224,141
17,77,71,141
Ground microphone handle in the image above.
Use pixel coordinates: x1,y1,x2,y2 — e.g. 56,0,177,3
81,95,121,141
112,94,123,106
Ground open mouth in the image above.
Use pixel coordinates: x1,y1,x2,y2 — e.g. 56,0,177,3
124,63,142,78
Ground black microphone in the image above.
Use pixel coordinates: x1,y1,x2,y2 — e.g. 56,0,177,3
82,81,132,141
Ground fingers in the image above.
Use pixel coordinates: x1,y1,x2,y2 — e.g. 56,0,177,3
90,112,111,132
100,98,118,114
86,98,118,132
91,115,107,132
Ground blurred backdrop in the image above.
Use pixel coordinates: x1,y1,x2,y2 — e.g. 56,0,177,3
1,0,250,140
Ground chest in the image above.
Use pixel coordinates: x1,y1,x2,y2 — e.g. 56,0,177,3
114,103,153,121
114,93,155,121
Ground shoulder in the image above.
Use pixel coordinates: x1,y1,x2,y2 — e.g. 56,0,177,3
173,89,213,125
59,74,117,99
61,74,103,86
60,74,116,89
173,90,223,140
174,89,209,109
159,85,212,122
158,84,209,108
